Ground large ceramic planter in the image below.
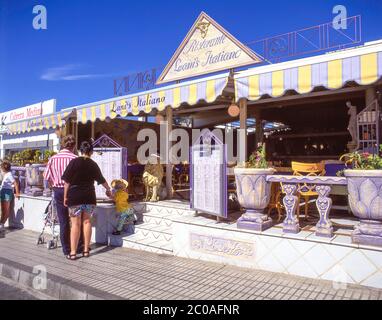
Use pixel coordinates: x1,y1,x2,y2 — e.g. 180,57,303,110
234,167,275,231
344,169,382,246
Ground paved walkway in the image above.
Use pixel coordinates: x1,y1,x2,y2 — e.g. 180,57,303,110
0,229,381,300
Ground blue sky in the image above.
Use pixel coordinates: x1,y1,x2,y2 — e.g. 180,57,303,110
1,0,381,112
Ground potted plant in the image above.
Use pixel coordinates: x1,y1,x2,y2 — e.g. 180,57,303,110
340,146,382,246
234,144,275,231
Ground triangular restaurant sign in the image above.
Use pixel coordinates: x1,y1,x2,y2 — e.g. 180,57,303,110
157,12,262,84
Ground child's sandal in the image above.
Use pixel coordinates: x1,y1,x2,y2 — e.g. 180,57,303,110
82,251,90,258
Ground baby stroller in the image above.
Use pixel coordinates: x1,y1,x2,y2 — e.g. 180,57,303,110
36,197,59,249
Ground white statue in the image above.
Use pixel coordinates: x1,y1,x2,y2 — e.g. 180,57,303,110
346,101,357,144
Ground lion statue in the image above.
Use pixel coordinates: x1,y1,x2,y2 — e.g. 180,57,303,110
142,154,164,202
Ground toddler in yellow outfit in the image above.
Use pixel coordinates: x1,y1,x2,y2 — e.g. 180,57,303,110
111,179,136,235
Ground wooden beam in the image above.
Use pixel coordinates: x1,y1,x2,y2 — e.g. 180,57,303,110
247,85,372,110
174,104,229,115
267,131,349,139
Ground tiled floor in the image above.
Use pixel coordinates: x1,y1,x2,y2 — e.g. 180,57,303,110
0,229,381,300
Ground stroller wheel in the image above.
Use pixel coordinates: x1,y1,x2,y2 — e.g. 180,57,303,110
47,240,55,249
37,236,45,245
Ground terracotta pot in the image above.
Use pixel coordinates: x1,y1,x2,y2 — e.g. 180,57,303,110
344,169,382,246
234,167,275,231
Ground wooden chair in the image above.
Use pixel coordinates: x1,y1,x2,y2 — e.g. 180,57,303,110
271,162,325,221
267,182,283,222
291,161,326,220
268,167,293,222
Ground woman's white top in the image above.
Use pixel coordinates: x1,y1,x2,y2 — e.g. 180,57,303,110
1,172,15,190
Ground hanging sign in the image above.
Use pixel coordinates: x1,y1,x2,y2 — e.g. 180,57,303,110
157,12,262,84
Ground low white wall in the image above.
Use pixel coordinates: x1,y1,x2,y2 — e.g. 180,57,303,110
173,219,382,289
7,196,117,245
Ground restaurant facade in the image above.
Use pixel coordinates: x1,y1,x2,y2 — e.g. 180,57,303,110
3,12,382,289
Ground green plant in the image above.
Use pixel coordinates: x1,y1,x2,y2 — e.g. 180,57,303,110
43,150,56,163
11,152,22,166
340,145,382,170
7,149,51,166
33,150,42,163
246,144,268,169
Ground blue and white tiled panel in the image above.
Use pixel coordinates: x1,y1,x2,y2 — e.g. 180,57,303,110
144,203,196,217
172,222,382,289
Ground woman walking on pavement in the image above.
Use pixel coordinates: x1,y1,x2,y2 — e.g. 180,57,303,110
62,141,111,260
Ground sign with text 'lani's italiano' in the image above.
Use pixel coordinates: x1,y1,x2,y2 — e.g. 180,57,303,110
157,12,262,84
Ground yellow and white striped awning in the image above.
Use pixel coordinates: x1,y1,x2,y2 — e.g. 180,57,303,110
75,75,228,124
235,41,382,101
6,110,71,135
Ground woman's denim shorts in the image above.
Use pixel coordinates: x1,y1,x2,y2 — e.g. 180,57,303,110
0,189,14,202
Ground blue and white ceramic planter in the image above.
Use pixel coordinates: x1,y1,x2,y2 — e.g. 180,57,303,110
234,167,275,231
344,169,382,247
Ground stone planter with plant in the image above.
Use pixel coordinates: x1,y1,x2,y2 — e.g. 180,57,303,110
234,145,275,231
340,146,382,246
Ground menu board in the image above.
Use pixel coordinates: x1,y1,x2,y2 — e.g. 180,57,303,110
92,147,128,199
191,143,227,218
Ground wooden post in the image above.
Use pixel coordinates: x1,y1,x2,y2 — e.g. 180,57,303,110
91,122,95,140
366,87,377,106
239,99,248,164
165,106,173,199
74,120,78,148
0,134,3,159
255,110,264,147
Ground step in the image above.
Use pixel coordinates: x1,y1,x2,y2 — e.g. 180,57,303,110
142,214,174,228
134,223,172,242
147,199,191,210
108,232,173,255
145,203,196,217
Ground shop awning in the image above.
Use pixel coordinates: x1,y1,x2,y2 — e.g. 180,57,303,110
6,110,72,135
235,41,382,102
75,74,229,124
